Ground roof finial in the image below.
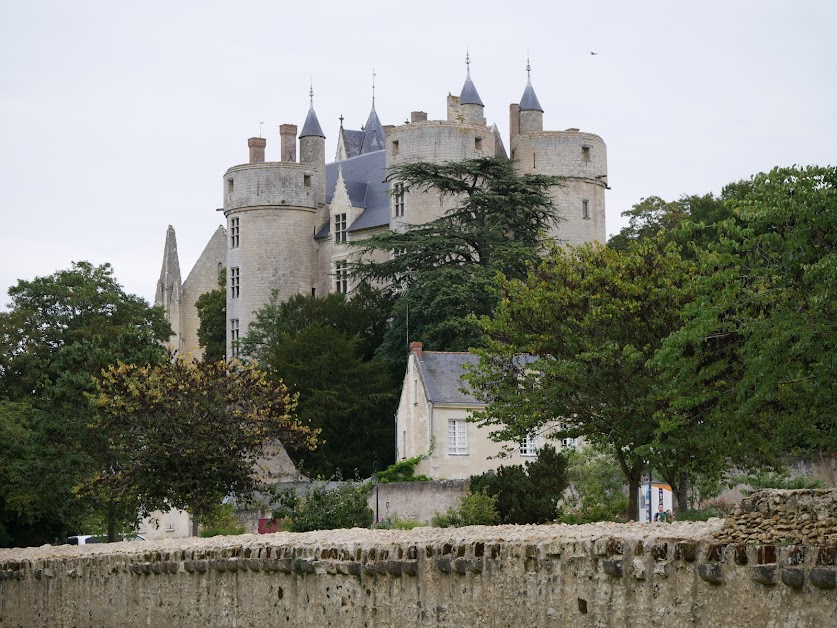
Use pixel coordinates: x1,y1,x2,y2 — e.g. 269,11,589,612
309,77,314,108
526,55,531,83
372,68,376,109
339,114,344,128
466,48,471,78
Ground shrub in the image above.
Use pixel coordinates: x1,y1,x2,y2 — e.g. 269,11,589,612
377,455,431,483
374,517,424,530
272,481,373,532
199,503,246,537
431,491,500,528
739,470,825,496
470,444,568,524
559,446,628,524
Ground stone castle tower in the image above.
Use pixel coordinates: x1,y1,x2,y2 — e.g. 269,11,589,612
156,59,608,359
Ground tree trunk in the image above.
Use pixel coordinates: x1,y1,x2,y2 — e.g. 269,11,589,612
191,507,200,537
675,472,689,513
107,499,116,543
617,452,643,521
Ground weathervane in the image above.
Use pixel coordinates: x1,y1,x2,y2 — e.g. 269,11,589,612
259,121,264,138
372,68,376,108
466,48,471,77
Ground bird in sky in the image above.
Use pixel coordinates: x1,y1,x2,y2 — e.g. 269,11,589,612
590,51,599,55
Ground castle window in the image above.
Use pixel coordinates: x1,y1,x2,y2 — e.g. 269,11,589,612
582,200,590,220
394,183,405,217
448,419,468,456
304,174,311,187
582,146,591,162
230,319,240,358
519,432,538,457
533,152,537,169
392,140,399,157
230,217,240,248
334,213,347,243
230,267,240,298
334,260,348,294
227,178,234,193
475,137,483,152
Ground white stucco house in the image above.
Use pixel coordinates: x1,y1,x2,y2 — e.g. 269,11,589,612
396,342,569,479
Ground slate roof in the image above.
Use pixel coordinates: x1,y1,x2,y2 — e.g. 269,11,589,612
519,81,543,112
299,107,326,138
315,149,390,239
340,129,365,159
460,74,484,107
361,107,386,153
416,352,480,405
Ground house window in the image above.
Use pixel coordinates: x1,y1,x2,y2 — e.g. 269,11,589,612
230,217,240,248
392,140,399,157
520,432,538,457
334,213,347,243
582,200,590,220
393,183,405,217
230,267,240,298
230,319,240,357
334,260,348,294
561,437,576,450
448,419,468,455
582,146,591,162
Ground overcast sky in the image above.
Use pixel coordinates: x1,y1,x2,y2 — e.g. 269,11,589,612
2,1,835,308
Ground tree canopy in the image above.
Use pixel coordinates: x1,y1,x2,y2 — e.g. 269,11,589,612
241,290,397,478
91,358,316,536
195,267,226,362
0,261,171,546
350,156,563,370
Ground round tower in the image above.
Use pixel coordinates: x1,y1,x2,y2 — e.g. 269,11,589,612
459,53,486,126
223,125,320,357
510,63,607,246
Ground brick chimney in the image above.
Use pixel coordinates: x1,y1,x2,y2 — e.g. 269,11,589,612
409,341,423,358
280,124,297,162
248,137,266,163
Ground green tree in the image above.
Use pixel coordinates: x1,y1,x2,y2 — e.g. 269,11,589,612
195,268,226,362
0,261,171,545
470,444,568,524
241,291,397,478
91,358,316,536
271,481,373,532
559,446,628,524
656,165,837,464
431,490,500,528
465,238,702,520
350,156,562,371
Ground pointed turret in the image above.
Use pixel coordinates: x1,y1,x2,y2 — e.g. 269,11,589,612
518,59,544,133
459,52,485,126
299,84,326,209
361,105,385,154
155,225,182,351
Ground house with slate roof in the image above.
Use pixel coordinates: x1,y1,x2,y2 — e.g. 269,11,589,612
396,342,566,480
155,56,608,365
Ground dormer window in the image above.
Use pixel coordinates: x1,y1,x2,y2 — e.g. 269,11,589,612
334,213,347,243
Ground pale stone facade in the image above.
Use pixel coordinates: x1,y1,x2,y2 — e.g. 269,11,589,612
155,60,608,359
397,343,568,479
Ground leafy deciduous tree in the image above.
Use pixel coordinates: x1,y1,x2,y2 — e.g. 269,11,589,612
195,268,227,362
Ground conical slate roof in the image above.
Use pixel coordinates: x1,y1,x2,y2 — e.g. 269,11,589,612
519,81,543,112
299,106,325,138
360,105,385,153
460,53,484,106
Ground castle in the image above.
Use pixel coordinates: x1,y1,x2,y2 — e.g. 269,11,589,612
155,60,608,359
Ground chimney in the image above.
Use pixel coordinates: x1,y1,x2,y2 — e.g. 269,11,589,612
410,111,427,123
248,137,266,163
509,103,520,148
409,341,423,358
280,124,297,162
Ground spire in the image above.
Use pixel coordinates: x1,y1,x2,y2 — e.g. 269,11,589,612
519,57,544,112
361,69,385,153
459,50,484,106
299,82,326,138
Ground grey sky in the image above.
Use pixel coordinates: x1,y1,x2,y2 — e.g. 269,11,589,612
2,1,835,308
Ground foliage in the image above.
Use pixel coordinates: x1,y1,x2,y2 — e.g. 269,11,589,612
0,261,172,545
465,238,701,520
431,490,500,528
373,517,424,530
470,445,568,524
195,268,226,362
90,357,316,536
738,470,825,496
655,166,837,466
199,502,246,537
377,455,431,483
271,481,373,532
241,291,397,478
349,156,562,371
558,446,628,524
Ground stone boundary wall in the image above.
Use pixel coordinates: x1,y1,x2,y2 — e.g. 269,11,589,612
2,519,836,626
371,480,468,522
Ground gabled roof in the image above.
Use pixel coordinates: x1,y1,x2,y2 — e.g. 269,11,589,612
361,106,386,153
416,352,480,405
340,129,365,159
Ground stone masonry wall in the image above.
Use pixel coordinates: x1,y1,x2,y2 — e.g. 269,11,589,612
2,491,836,627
